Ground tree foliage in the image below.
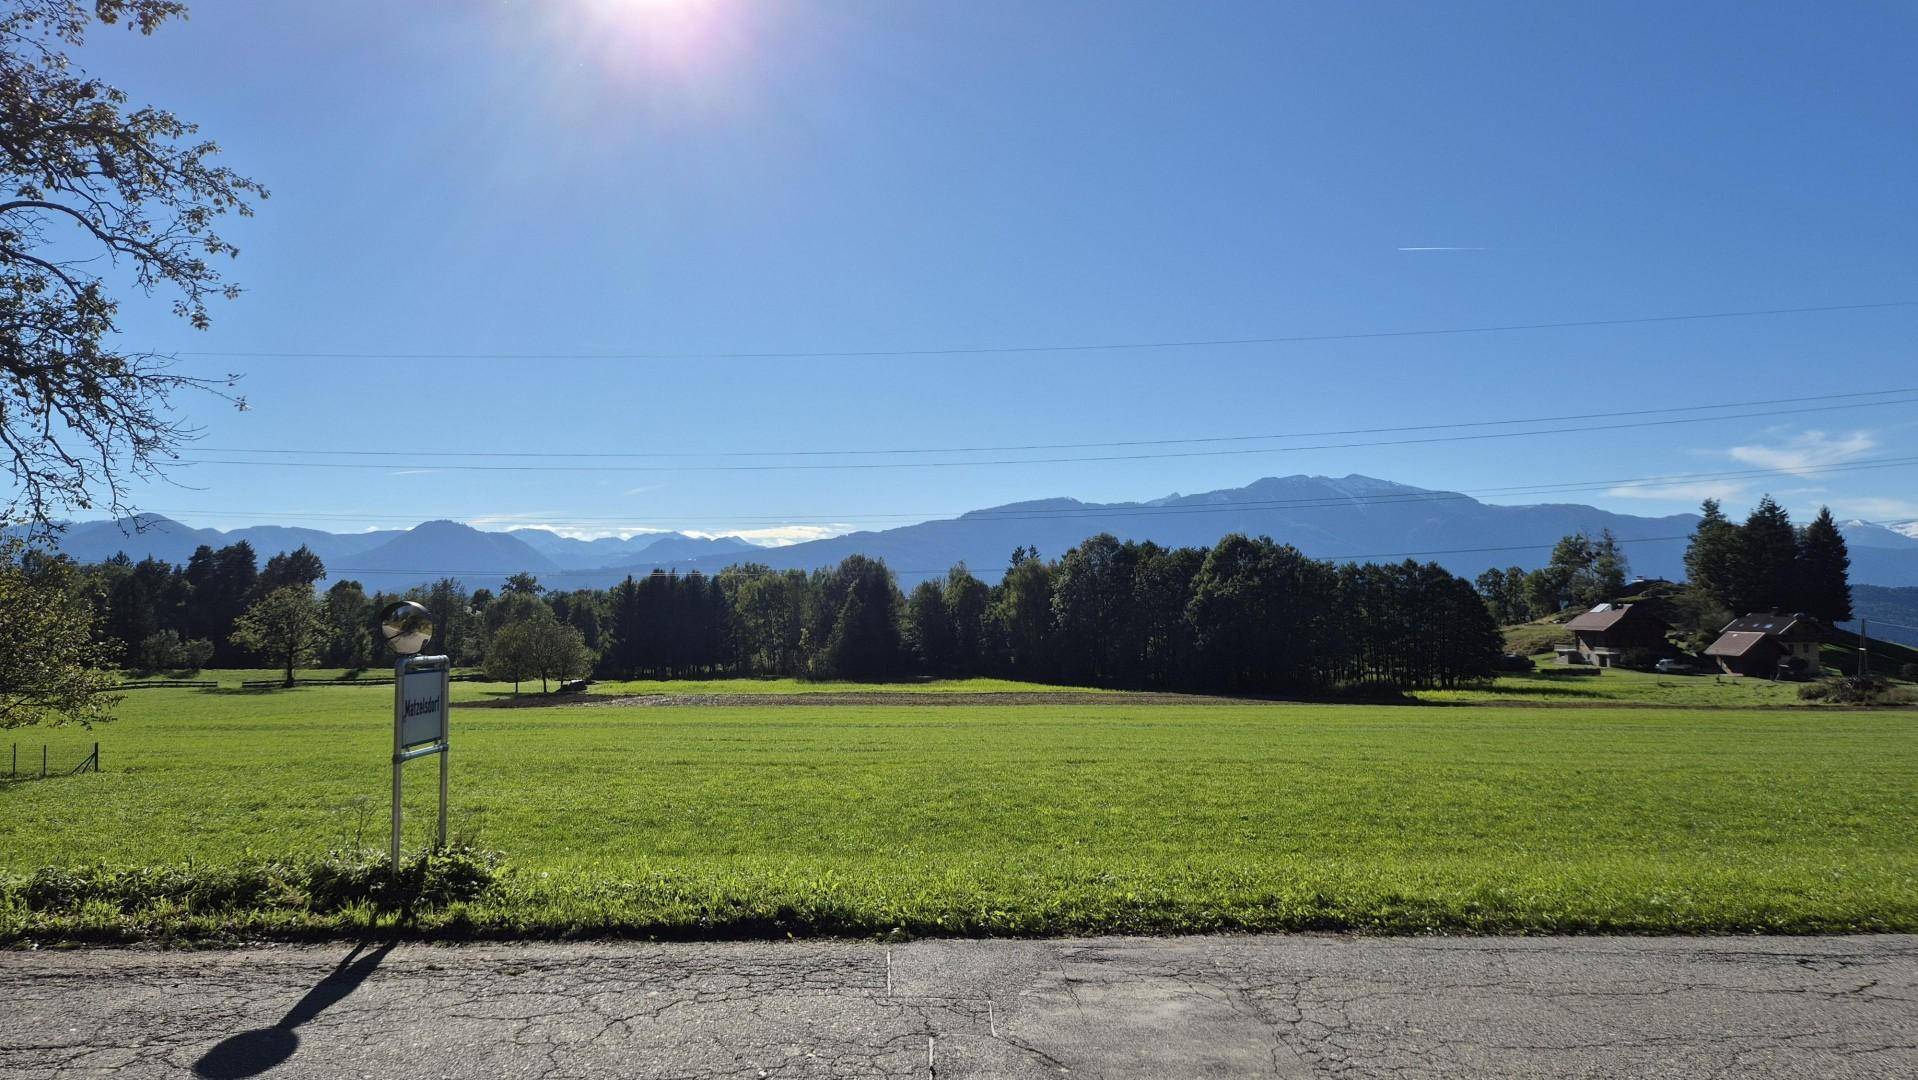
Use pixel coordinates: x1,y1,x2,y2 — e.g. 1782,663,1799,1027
1729,495,1799,615
0,1,265,531
1794,507,1853,624
485,604,591,693
0,535,118,726
1683,498,1738,605
1522,530,1629,614
65,528,1505,695
1682,496,1853,624
228,584,325,686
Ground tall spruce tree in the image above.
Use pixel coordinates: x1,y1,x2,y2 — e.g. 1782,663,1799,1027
1730,495,1798,614
1794,507,1853,623
1683,498,1739,608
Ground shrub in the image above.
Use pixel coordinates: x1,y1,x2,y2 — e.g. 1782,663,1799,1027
1799,676,1916,705
135,631,215,673
3,846,502,916
1900,662,1918,683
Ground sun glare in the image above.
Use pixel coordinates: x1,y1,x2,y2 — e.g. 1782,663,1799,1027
571,0,742,77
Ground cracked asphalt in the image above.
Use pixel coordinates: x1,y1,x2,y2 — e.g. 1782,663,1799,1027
2,936,1914,1078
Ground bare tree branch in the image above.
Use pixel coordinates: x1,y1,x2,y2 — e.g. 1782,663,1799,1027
0,0,263,536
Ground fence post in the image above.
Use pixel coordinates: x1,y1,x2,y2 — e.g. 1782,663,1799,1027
95,741,100,773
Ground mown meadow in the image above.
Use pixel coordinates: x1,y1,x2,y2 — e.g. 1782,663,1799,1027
3,678,1915,940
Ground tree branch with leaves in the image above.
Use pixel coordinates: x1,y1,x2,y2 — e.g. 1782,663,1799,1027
0,0,264,533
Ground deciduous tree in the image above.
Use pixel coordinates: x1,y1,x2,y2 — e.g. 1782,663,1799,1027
904,579,953,673
0,536,119,727
229,584,326,686
0,0,264,531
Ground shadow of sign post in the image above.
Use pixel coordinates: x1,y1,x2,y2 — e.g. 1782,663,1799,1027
192,941,395,1080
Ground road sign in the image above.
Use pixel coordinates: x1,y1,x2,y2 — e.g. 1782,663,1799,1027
399,663,448,747
387,650,451,869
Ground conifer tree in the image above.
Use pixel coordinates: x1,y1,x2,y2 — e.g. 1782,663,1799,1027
1794,507,1853,623
1729,495,1798,614
1683,498,1739,608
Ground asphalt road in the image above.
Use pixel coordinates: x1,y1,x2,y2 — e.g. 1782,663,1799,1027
3,935,1914,1078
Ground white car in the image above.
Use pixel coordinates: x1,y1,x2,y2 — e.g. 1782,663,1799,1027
1654,659,1695,675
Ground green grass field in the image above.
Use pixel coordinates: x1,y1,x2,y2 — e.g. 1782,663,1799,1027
1418,664,1817,707
5,678,1916,940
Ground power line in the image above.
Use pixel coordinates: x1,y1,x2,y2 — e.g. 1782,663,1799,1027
189,386,1918,460
160,300,1918,361
172,396,1918,474
127,454,1918,530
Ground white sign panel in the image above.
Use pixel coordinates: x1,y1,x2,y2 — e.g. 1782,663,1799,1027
399,667,447,747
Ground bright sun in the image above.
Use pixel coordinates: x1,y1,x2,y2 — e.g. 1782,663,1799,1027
571,0,738,74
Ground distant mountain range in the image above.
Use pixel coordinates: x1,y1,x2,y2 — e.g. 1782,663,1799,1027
26,475,1918,592
23,516,757,588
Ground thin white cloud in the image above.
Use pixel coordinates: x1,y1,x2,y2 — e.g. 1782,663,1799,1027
1728,429,1877,475
684,524,853,547
443,516,854,546
462,511,564,528
1397,245,1488,252
1606,480,1751,502
388,468,440,477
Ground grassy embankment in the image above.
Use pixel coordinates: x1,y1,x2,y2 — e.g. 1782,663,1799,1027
3,676,1915,941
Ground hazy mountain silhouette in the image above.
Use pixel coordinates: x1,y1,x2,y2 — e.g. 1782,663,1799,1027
21,515,400,567
29,474,1918,590
564,474,1719,586
509,529,757,570
343,520,559,579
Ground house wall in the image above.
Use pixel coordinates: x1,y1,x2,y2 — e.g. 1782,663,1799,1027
1714,642,1781,677
1782,639,1821,674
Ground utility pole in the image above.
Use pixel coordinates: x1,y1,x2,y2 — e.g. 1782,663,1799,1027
1859,618,1870,677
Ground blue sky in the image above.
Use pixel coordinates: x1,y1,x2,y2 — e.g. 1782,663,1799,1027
75,0,1918,541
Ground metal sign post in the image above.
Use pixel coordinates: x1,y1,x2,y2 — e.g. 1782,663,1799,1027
392,653,451,868
378,601,450,871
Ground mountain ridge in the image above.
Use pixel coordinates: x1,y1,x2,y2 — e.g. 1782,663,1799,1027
25,474,1918,591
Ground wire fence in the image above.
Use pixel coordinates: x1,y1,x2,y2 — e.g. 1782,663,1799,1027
4,742,99,781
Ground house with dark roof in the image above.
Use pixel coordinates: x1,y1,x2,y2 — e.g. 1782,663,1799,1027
1703,612,1824,677
1554,603,1670,667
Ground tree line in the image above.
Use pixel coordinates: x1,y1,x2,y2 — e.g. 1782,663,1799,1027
66,531,1505,695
